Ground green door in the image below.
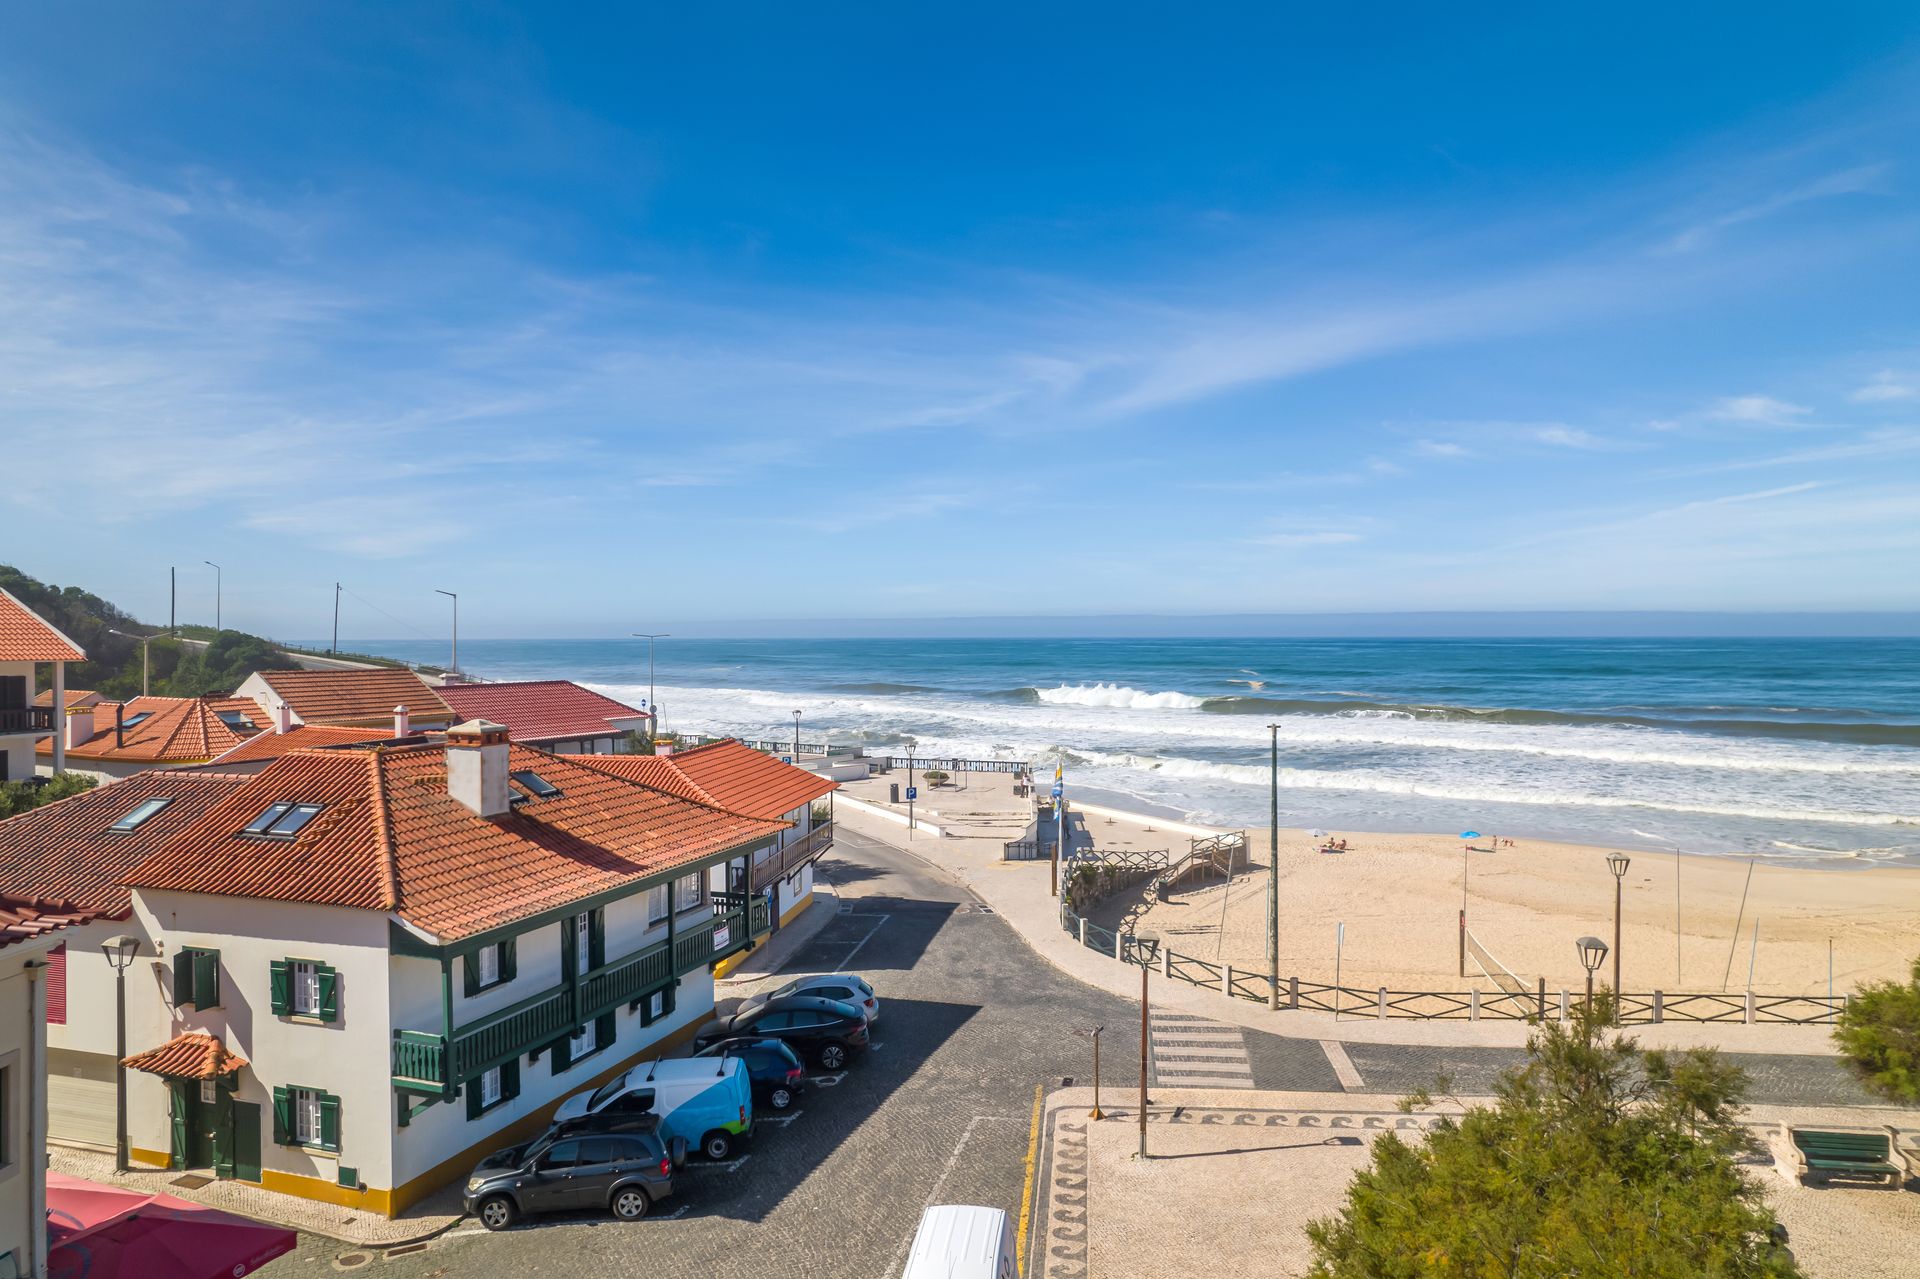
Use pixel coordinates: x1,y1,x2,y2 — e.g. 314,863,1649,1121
230,1101,262,1182
168,1082,190,1170
187,1080,218,1168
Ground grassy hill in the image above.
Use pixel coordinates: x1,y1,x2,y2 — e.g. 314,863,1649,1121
1,565,303,700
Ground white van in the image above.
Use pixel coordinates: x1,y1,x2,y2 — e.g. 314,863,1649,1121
902,1205,1016,1279
554,1057,754,1160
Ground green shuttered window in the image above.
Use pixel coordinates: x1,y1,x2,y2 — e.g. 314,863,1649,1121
269,959,339,1021
272,1085,340,1152
173,947,220,1010
466,1058,520,1120
461,939,516,996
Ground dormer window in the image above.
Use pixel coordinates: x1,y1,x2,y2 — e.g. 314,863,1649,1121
242,802,325,838
109,797,171,832
509,771,561,800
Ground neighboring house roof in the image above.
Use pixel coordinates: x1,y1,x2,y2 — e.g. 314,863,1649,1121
124,742,788,942
0,587,87,663
33,689,103,709
438,680,651,744
570,738,838,822
0,771,252,915
0,896,102,950
207,724,398,766
253,669,456,725
37,696,265,764
123,1032,247,1079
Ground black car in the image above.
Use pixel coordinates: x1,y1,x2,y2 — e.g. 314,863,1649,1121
464,1129,680,1230
692,1036,808,1110
693,995,869,1070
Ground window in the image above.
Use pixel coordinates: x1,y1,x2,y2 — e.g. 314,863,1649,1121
476,946,499,988
465,1059,519,1120
509,770,561,799
200,1079,218,1105
479,1067,502,1109
574,912,592,977
605,1089,655,1115
269,959,337,1021
574,1018,598,1058
676,873,704,911
462,939,515,995
241,802,324,838
646,884,669,924
539,1140,581,1170
174,947,220,1010
273,1085,339,1151
216,710,255,731
752,1012,793,1031
579,1136,621,1166
119,712,153,731
551,1011,615,1074
109,797,171,832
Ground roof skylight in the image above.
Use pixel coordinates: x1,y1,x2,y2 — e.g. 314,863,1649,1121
510,770,562,799
109,797,171,832
119,712,153,730
241,802,325,838
216,710,255,730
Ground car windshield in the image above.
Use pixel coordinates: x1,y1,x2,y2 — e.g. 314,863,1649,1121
477,1143,527,1170
587,1070,630,1111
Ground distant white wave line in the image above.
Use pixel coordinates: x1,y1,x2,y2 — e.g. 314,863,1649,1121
1076,751,1918,828
1035,683,1207,710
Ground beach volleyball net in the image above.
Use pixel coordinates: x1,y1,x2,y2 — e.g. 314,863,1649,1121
1464,927,1531,997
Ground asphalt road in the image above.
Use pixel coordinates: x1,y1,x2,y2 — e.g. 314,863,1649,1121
279,824,1885,1276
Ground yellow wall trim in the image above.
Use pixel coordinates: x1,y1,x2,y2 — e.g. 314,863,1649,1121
778,886,813,927
260,1168,391,1215
129,1147,171,1170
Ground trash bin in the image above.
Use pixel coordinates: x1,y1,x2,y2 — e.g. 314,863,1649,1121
889,783,900,804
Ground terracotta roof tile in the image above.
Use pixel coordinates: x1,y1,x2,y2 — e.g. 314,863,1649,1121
208,724,398,765
0,896,100,950
256,669,455,725
572,739,837,822
0,771,251,914
38,696,264,764
124,743,788,942
438,681,651,744
123,1032,247,1079
0,587,87,662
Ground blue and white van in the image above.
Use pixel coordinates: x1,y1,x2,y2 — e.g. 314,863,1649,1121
555,1057,754,1161
903,1206,1017,1279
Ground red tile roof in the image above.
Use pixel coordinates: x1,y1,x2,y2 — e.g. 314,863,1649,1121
0,896,101,951
0,587,87,662
124,743,788,941
208,724,398,765
0,771,251,914
33,689,102,709
254,669,456,725
37,697,265,764
438,680,651,744
570,738,837,822
123,1032,247,1079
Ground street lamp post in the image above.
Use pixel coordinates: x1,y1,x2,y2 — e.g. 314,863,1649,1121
101,935,140,1171
1606,852,1630,1014
434,590,458,676
1267,723,1280,1009
1575,935,1609,1014
793,710,803,761
632,633,669,738
204,561,221,632
107,627,170,697
1081,1025,1105,1120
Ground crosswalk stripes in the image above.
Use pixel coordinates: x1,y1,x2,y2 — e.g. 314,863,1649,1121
1147,1009,1255,1088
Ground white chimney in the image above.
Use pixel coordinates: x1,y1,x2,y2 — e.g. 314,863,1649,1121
655,739,674,756
273,698,293,734
65,703,95,751
446,719,511,817
393,704,411,738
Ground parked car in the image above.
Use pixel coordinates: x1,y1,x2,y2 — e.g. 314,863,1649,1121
692,995,869,1070
554,1056,754,1160
692,1036,807,1110
738,972,880,1024
903,1205,1016,1279
464,1130,678,1230
543,1110,687,1168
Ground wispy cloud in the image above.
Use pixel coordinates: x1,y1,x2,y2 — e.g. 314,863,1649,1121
1414,439,1469,458
1850,370,1916,403
1667,162,1893,252
1247,529,1365,548
1533,425,1607,449
1652,394,1813,430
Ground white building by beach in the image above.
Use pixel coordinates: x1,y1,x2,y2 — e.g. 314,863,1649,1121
0,586,86,783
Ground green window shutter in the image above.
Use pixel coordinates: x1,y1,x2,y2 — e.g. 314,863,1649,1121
500,938,517,982
465,1080,483,1120
193,949,220,1009
271,1086,292,1145
550,1032,572,1075
317,966,339,1023
319,1093,341,1152
462,951,480,997
596,1010,615,1050
268,960,291,1016
560,917,577,983
173,950,196,1008
502,1058,520,1102
588,909,605,969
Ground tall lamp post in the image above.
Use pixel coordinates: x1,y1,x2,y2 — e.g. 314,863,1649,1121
102,935,140,1171
632,633,669,735
793,710,803,761
107,627,170,698
1575,935,1609,1014
434,589,459,676
1605,852,1630,1012
204,561,221,632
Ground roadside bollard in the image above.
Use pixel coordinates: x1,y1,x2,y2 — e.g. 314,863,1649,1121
1652,990,1664,1023
1469,988,1480,1021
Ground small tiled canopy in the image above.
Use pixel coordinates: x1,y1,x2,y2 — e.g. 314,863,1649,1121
122,1032,248,1079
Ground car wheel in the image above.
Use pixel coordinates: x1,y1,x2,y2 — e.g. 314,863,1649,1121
477,1195,519,1231
769,1086,794,1110
610,1187,651,1221
702,1130,734,1161
817,1043,847,1070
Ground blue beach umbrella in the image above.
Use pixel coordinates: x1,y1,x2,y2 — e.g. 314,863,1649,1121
1460,831,1481,840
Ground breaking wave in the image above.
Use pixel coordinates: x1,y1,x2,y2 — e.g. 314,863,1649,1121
1032,683,1208,710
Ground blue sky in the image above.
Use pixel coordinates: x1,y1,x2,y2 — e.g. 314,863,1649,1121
2,3,1918,640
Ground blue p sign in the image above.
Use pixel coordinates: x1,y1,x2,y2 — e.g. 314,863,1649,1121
905,786,918,801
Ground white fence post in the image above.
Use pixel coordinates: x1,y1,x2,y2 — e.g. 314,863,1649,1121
1078,918,1087,947
1558,990,1570,1022
1162,947,1172,979
1469,988,1480,1021
1376,987,1387,1020
1223,964,1234,997
1745,990,1756,1024
1115,932,1125,962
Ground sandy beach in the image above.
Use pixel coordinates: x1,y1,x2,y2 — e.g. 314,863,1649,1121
837,770,1920,996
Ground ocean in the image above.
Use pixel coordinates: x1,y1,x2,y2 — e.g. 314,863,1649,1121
350,636,1920,866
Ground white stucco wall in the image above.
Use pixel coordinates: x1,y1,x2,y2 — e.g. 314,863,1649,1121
0,660,40,785
42,919,137,1059
126,890,396,1192
0,935,57,1279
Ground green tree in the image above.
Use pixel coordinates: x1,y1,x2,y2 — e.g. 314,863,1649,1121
922,769,950,787
0,772,98,820
1833,956,1920,1103
1305,997,1800,1278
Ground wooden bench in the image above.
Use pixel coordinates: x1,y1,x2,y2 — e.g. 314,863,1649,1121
1781,1126,1908,1187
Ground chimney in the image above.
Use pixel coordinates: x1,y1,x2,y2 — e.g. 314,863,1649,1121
114,702,126,750
273,698,293,734
446,719,511,817
393,704,411,738
654,739,674,757
65,702,95,751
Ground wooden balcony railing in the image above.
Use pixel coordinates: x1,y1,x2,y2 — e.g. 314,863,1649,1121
750,821,834,892
0,707,54,734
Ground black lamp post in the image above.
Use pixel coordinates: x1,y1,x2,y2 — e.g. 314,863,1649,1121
1605,852,1630,1013
101,935,140,1171
1575,935,1609,1013
793,710,802,762
1080,1025,1105,1120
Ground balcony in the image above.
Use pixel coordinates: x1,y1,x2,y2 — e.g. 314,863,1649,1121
750,821,834,893
0,707,54,735
393,901,772,1096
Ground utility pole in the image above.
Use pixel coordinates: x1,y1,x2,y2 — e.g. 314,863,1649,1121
1267,723,1280,1006
169,566,176,632
434,589,458,675
108,628,168,697
1137,960,1149,1159
332,583,341,654
632,634,669,734
793,709,802,761
204,561,221,632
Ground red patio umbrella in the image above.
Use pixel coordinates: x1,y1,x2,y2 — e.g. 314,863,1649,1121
47,1173,296,1279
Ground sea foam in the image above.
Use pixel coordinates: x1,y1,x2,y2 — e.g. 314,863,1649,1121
1034,683,1207,710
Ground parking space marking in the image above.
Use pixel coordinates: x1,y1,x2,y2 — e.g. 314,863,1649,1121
887,1113,1027,1279
810,1071,847,1087
757,1111,804,1125
690,1155,752,1173
661,1205,689,1220
838,914,890,969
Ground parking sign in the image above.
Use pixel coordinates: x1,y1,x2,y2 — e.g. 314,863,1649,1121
905,786,918,801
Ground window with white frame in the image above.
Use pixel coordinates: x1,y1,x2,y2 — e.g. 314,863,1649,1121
647,884,669,924
291,1086,325,1145
676,872,704,911
479,1066,503,1109
475,945,499,988
290,960,322,1016
575,1017,598,1057
574,912,591,975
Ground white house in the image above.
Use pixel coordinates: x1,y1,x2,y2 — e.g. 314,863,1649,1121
0,587,85,783
231,668,457,732
106,723,785,1215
